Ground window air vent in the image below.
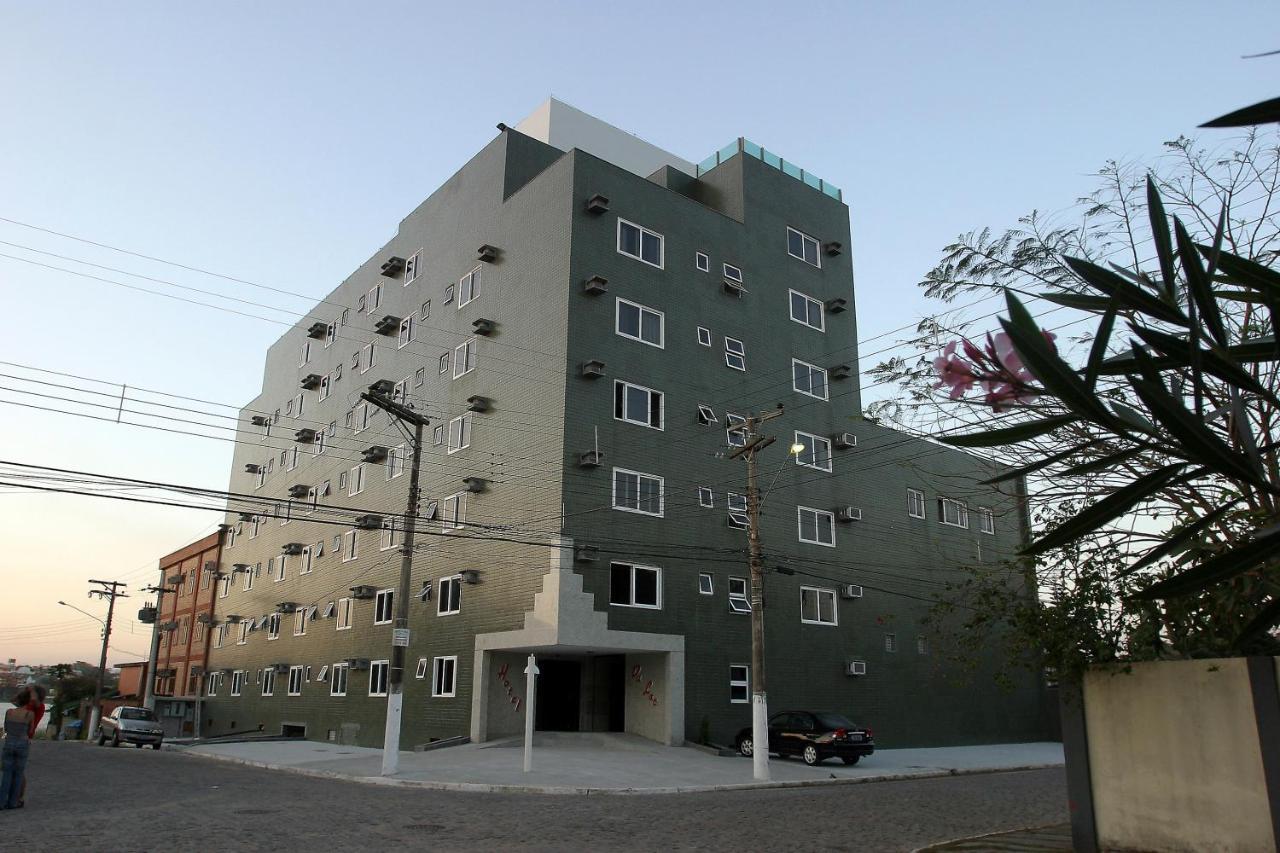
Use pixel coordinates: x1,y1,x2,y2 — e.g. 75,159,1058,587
477,244,499,263
472,318,496,336
581,360,606,379
380,256,407,278
836,506,862,523
299,374,322,390
460,569,480,585
361,445,388,463
204,561,217,573
349,585,377,600
463,476,488,494
578,449,603,468
829,364,853,381
281,543,304,555
271,662,291,674
466,396,491,413
250,416,270,427
824,241,844,256
346,657,372,670
834,432,857,449
287,484,310,499
294,428,317,443
721,279,747,297
846,660,867,676
585,194,610,215
275,601,299,614
237,513,255,523
166,574,184,586
825,297,849,313
354,514,383,530
244,463,261,474
583,275,608,295
306,321,329,339
373,315,401,336
574,545,598,563
231,563,252,575
841,584,863,599
224,614,243,624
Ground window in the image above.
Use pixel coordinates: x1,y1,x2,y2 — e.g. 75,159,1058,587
722,263,743,283
261,668,276,696
353,402,370,434
697,404,717,425
724,338,746,371
726,414,747,448
357,294,367,314
214,624,227,649
614,380,663,430
336,597,353,630
617,218,663,268
237,621,250,645
293,608,307,636
318,374,330,402
398,315,414,348
421,300,431,319
380,518,396,551
330,662,348,696
267,612,281,640
363,343,378,374
907,488,926,519
789,289,825,331
884,633,898,653
797,506,836,547
219,575,232,598
698,572,714,595
442,492,466,529
977,507,995,534
458,266,482,308
728,576,750,613
787,226,821,267
794,431,832,472
433,424,445,446
316,664,329,682
447,414,472,454
727,493,748,530
695,251,709,272
299,340,311,367
443,284,454,304
729,665,749,703
342,529,359,562
405,250,420,285
453,338,476,378
800,587,838,625
917,635,929,655
698,487,714,508
415,658,429,679
439,352,450,374
387,443,407,479
432,656,457,697
414,367,425,386
438,575,461,615
288,665,304,696
939,497,969,528
615,298,664,348
207,672,222,696
612,467,663,516
349,463,366,496
271,555,285,582
792,359,828,400
609,562,661,609
285,445,299,472
374,589,394,624
231,670,244,696
369,283,382,311
696,326,712,347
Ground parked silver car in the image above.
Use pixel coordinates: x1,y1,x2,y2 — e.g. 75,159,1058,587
96,706,163,749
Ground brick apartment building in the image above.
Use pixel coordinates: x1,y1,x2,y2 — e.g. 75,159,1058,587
152,529,225,733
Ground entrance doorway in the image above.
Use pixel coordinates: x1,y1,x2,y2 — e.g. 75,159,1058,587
535,659,582,731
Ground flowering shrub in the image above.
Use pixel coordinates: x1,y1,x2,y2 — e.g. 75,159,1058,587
934,331,1055,411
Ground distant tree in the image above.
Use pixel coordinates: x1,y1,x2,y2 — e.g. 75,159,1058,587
44,664,96,738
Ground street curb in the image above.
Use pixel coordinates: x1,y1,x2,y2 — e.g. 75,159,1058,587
175,748,1063,796
909,820,1071,852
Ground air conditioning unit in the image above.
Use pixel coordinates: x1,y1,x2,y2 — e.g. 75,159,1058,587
368,379,395,396
467,396,491,413
231,563,252,575
578,449,603,468
574,545,598,562
477,244,499,263
460,570,480,585
294,428,317,444
380,255,406,277
581,360,606,379
836,506,862,522
826,297,849,313
582,275,608,295
250,416,269,427
829,364,853,381
349,585,376,600
585,194,610,215
354,514,382,530
275,602,299,614
238,512,255,522
373,315,401,336
846,660,867,677
271,662,291,674
288,484,310,498
361,446,388,463
721,279,747,297
196,613,213,624
244,463,261,474
471,318,496,336
299,374,322,390
463,477,488,493
834,433,857,449
824,241,844,256
281,543,304,555
841,584,864,600
166,573,184,586
346,658,371,671
190,665,206,676
306,321,329,339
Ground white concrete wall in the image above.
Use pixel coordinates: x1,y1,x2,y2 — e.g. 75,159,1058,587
1084,657,1273,853
625,653,671,745
515,98,695,178
482,651,530,741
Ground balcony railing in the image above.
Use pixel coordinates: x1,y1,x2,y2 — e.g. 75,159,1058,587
696,138,842,202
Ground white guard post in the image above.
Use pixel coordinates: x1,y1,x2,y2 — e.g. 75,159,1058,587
752,691,769,781
523,654,539,773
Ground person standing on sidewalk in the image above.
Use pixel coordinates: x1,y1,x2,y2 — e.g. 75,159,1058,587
0,697,35,809
16,687,44,808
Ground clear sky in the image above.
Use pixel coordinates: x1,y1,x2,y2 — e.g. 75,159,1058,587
1,1,1276,664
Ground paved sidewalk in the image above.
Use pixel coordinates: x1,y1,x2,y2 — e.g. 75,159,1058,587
182,733,1063,794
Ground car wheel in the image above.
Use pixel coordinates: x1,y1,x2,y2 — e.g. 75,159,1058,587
802,745,822,766
96,729,106,746
112,731,121,748
841,755,860,766
737,736,753,757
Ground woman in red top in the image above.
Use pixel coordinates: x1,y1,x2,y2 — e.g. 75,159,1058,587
15,686,45,808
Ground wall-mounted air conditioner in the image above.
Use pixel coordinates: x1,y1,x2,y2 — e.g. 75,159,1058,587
463,477,488,493
841,584,864,600
281,543,304,555
581,360,606,379
306,321,329,339
380,256,406,277
472,318,496,336
299,374,322,390
585,194,610,215
349,585,376,600
477,244,498,263
466,396,491,413
288,484,310,498
373,315,401,336
833,433,857,449
578,450,603,468
846,660,867,676
583,275,608,295
836,506,862,522
354,514,382,530
361,446,388,463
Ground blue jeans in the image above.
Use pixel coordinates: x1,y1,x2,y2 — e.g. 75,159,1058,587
0,739,29,808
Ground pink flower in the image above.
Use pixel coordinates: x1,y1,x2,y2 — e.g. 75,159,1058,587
989,331,1056,385
934,353,978,400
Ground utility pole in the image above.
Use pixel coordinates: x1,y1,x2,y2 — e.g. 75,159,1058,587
86,580,128,740
361,385,429,777
139,579,177,711
729,407,784,782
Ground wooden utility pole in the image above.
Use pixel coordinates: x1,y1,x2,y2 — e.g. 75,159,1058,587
86,580,127,739
729,407,784,782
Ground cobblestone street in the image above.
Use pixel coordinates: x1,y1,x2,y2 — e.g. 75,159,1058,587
3,742,1067,851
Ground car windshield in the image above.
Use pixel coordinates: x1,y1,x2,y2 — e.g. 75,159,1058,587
120,708,156,721
814,712,856,730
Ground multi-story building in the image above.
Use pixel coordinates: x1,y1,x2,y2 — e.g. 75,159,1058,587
152,529,224,735
203,99,1046,749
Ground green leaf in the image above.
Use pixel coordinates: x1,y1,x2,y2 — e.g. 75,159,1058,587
1037,292,1117,312
1107,401,1156,434
1174,218,1227,346
1234,598,1280,651
1057,444,1148,477
1147,176,1178,302
1129,325,1279,405
1094,335,1279,373
1085,304,1118,389
1203,246,1280,297
1134,526,1280,600
1200,97,1280,128
1116,503,1235,578
1021,463,1191,557
981,442,1098,485
1061,255,1188,326
940,413,1079,448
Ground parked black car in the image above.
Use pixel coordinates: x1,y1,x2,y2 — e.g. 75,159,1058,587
735,711,874,766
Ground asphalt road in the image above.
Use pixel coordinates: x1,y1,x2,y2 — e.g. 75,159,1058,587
3,741,1067,851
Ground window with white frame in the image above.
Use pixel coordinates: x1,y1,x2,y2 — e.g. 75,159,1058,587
288,665,304,696
939,497,969,528
726,413,747,447
617,218,663,268
458,266,482,308
698,573,714,595
695,251,709,272
207,671,222,696
387,443,406,479
421,300,431,319
609,562,661,609
349,463,366,496
447,414,472,453
453,338,476,378
432,656,457,697
316,664,329,682
415,658,429,679
794,431,832,472
723,262,743,283
612,467,663,516
727,493,748,530
800,586,838,625
438,575,461,615
369,283,382,311
342,529,359,562
728,576,750,613
380,517,398,552
414,367,425,386
724,337,746,371
267,612,281,640
907,488,926,519
439,352,450,374
300,546,313,574
797,506,836,547
615,298,664,348
398,315,414,349
787,226,821,267
213,624,226,649
884,633,898,653
917,635,929,655
432,424,445,446
237,621,250,645
336,597,353,630
293,608,306,636
443,283,455,304
698,487,714,508
353,402,370,433
319,374,330,401
299,340,310,367
792,359,828,400
271,555,284,582
360,343,377,374
404,250,420,284
614,380,663,430
442,492,466,529
789,289,825,331
697,404,717,425
374,589,394,624
330,662,349,696
231,670,244,696
729,664,749,703
219,575,232,598
261,668,276,696
977,507,995,534
697,326,712,347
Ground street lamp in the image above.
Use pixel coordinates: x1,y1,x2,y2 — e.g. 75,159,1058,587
57,600,105,629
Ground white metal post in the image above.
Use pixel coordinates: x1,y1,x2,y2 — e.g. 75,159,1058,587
523,654,539,773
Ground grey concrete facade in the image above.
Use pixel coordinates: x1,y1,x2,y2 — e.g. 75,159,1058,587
202,108,1047,752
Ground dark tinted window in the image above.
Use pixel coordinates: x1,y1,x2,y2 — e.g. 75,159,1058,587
120,708,156,721
814,712,854,730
